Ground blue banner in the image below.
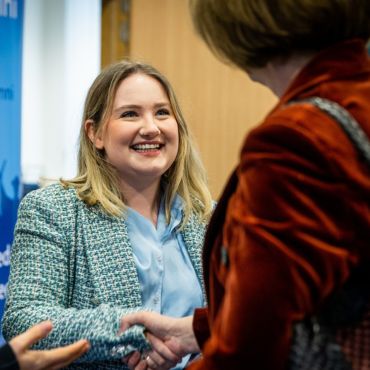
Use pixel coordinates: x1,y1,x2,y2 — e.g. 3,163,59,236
0,0,24,344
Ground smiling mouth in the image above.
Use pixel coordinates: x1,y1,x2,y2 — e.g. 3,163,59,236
131,143,163,152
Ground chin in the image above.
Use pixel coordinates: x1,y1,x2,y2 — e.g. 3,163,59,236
136,167,168,179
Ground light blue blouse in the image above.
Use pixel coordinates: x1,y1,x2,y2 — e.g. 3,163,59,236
126,194,204,369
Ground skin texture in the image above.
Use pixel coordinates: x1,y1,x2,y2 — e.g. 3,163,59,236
88,74,178,186
120,313,197,370
86,72,179,225
9,321,89,370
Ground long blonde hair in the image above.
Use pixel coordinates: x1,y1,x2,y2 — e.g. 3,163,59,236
62,61,213,225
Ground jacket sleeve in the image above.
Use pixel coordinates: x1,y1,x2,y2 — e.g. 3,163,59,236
193,308,210,349
0,343,19,370
1,189,150,362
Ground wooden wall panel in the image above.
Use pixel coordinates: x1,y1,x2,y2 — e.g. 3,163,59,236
101,0,130,68
130,0,277,197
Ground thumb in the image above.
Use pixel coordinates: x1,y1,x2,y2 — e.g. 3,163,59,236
10,321,53,350
119,312,153,334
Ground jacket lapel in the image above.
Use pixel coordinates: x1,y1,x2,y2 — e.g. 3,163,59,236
202,168,239,297
181,213,209,304
81,206,142,308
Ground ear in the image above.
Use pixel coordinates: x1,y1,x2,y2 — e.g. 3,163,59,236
85,119,104,149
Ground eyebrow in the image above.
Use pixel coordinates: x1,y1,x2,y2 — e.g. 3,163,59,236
113,102,171,114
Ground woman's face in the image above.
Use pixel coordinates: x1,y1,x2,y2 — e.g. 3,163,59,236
94,73,179,186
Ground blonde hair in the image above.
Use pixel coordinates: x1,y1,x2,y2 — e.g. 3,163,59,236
190,0,370,69
62,61,213,225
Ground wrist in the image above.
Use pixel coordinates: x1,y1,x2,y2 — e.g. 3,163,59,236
179,316,199,353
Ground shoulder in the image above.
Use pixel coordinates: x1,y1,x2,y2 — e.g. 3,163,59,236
19,182,80,216
242,102,351,174
248,102,348,152
15,184,88,244
23,182,75,200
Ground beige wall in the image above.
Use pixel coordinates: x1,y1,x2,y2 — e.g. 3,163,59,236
130,0,277,197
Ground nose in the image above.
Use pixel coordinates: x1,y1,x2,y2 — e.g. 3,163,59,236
139,114,160,137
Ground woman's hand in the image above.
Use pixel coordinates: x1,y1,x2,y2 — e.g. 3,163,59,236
120,312,199,370
123,332,181,370
9,321,90,370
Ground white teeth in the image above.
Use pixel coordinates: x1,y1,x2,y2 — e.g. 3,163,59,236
132,143,161,150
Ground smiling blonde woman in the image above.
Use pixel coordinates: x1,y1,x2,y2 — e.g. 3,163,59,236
2,61,213,370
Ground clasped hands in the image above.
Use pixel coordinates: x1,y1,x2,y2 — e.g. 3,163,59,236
120,312,199,370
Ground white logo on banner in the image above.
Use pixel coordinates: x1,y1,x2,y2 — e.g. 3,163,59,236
0,0,17,19
0,244,10,268
0,245,10,300
0,284,7,300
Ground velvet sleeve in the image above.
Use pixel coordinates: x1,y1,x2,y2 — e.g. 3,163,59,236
188,121,359,370
192,308,210,350
0,343,19,370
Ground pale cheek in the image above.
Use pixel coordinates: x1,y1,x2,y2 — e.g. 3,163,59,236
111,130,136,146
170,125,180,144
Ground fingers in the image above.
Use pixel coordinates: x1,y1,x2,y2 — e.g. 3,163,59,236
10,321,53,352
147,333,181,363
123,351,141,369
145,353,172,370
145,354,158,369
36,339,90,369
140,333,181,370
122,339,179,370
120,312,157,334
145,352,179,370
131,358,148,370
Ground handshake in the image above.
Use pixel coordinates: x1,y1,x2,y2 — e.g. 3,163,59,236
119,312,198,370
5,312,197,370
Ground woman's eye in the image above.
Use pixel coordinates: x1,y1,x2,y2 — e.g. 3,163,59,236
121,111,138,118
156,109,170,116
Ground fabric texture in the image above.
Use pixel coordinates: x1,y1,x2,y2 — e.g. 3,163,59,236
127,195,204,370
0,343,19,370
127,195,204,317
2,183,207,370
190,39,370,370
287,97,370,370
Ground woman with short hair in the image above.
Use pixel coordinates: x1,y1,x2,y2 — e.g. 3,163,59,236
121,1,370,369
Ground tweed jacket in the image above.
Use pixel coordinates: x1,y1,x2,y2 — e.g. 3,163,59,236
190,39,370,370
2,183,207,369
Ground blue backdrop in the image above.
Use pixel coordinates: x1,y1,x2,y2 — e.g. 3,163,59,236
0,0,24,344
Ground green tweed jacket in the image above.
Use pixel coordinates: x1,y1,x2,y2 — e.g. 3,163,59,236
2,183,207,369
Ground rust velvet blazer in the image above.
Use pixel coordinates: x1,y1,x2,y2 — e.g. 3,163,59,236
189,39,370,370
